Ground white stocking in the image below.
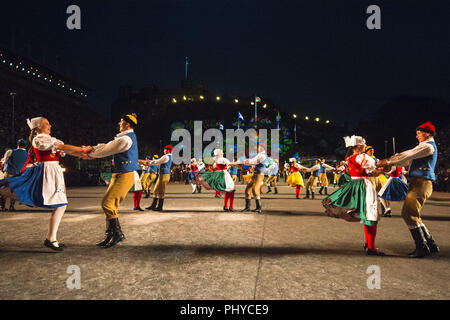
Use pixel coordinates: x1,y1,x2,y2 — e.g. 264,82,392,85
46,205,67,244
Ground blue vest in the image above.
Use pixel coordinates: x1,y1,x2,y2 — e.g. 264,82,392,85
313,164,320,177
228,166,238,175
318,163,326,174
254,153,267,174
149,165,158,173
159,154,173,174
112,132,140,173
6,148,28,176
408,141,438,181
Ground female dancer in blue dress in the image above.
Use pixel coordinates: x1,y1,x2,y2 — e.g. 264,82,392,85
0,117,88,251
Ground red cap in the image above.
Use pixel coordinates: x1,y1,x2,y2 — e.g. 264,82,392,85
416,121,435,135
164,144,173,150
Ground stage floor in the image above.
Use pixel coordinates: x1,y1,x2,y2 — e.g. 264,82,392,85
0,183,449,300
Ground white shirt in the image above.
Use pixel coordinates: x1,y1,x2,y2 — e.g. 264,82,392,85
33,134,65,156
387,138,435,167
247,152,267,165
354,154,377,173
148,153,171,166
89,129,134,158
305,163,334,172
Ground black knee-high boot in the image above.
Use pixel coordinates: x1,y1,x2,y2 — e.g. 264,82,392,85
252,199,262,213
146,197,158,210
96,219,114,247
319,186,324,195
303,190,310,199
421,225,439,254
104,218,125,248
408,227,431,258
241,199,251,212
153,198,164,211
324,187,328,195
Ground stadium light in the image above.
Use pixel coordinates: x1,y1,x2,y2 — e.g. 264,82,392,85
172,97,177,103
216,96,221,101
293,114,297,118
251,101,254,105
326,120,330,124
315,117,320,122
200,95,204,100
305,116,309,120
263,104,267,109
234,99,239,103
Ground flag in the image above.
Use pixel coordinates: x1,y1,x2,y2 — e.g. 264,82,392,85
255,96,261,103
238,112,244,120
276,112,281,129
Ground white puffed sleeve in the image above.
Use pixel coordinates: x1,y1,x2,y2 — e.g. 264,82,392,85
32,134,64,152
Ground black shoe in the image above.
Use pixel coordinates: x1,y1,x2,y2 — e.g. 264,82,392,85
367,248,385,256
267,187,272,193
134,207,144,211
44,239,64,252
311,192,315,200
9,206,15,212
252,199,262,213
228,208,234,212
382,209,392,217
421,225,439,254
303,190,310,199
223,206,229,212
319,187,324,195
153,198,164,211
274,188,278,194
96,219,114,247
324,187,328,195
146,197,158,211
408,227,431,258
241,199,251,212
104,218,125,249
192,190,197,194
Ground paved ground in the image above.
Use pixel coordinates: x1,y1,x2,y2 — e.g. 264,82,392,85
0,182,449,300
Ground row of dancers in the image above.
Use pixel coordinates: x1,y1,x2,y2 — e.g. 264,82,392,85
0,114,440,259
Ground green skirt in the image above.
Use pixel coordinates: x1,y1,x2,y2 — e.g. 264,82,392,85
322,178,378,226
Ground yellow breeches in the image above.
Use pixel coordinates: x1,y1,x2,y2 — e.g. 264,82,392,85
101,172,135,219
401,177,433,228
265,175,278,187
319,173,328,187
245,173,265,199
153,173,171,198
305,176,319,192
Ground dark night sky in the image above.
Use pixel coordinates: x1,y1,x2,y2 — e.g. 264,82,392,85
1,0,449,124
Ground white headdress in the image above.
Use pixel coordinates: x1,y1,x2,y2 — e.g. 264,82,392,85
289,158,296,162
343,135,364,147
190,158,196,163
213,149,223,157
27,117,43,130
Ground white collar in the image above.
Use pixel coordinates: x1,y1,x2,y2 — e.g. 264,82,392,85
116,129,134,138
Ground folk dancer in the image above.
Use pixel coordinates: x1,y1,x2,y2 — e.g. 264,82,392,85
377,122,439,258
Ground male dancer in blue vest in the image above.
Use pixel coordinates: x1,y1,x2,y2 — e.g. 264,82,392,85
85,113,140,248
377,121,439,258
237,145,267,213
1,139,29,211
145,144,173,211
